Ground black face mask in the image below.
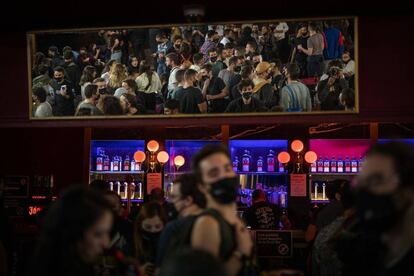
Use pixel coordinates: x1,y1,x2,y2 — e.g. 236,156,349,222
234,66,241,73
98,88,107,95
174,44,181,49
54,77,63,83
142,230,161,243
242,92,252,100
209,177,239,204
210,56,218,63
356,189,399,235
201,75,209,82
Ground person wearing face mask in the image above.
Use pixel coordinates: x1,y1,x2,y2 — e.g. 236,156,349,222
155,174,206,268
47,46,64,68
49,66,75,116
231,65,254,100
200,30,219,62
188,144,253,276
165,52,181,98
225,79,267,113
200,64,229,113
133,202,166,276
336,142,414,276
292,24,310,77
253,62,277,109
297,23,324,77
218,56,241,91
179,69,207,114
279,63,312,112
75,84,103,116
208,48,227,78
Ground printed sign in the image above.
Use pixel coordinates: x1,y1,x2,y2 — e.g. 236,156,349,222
255,230,293,258
290,174,307,197
146,173,162,195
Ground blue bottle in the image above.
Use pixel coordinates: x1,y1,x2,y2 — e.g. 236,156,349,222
330,156,337,173
337,156,344,173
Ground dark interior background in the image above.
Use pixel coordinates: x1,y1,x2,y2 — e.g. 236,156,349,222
1,0,413,192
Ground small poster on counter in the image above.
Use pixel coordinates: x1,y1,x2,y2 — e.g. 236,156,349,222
146,173,162,195
290,174,307,197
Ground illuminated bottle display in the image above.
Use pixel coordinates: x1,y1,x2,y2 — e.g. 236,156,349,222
103,155,110,171
323,156,330,173
337,156,344,173
267,150,275,172
116,181,121,195
130,160,136,171
242,150,251,172
314,183,318,199
278,159,285,173
130,182,136,199
330,156,337,173
109,181,114,191
358,156,364,172
322,183,326,200
351,157,358,173
310,161,317,173
123,156,130,171
344,156,351,173
279,186,287,208
122,182,128,199
136,182,143,199
232,156,239,172
317,157,324,172
257,156,264,172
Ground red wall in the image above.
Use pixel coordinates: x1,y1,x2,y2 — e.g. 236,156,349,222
0,2,413,190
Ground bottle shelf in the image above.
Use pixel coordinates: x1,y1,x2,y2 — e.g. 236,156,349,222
236,172,288,175
311,199,330,204
309,173,358,176
90,171,145,174
120,199,144,202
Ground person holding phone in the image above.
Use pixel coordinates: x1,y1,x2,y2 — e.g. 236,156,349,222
49,66,75,116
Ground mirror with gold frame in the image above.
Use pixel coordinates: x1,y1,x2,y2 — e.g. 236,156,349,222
27,16,358,120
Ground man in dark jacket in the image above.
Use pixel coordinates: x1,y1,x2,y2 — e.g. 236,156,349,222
225,79,267,113
63,50,81,97
317,66,348,111
49,66,75,116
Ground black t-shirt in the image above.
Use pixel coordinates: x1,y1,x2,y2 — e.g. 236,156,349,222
244,201,281,229
225,97,267,113
206,77,227,113
179,87,204,114
50,79,75,116
231,82,242,101
110,34,122,51
294,36,309,62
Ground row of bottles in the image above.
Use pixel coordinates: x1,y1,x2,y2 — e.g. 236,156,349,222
96,149,142,172
239,186,288,208
108,181,143,200
233,150,285,173
310,156,363,174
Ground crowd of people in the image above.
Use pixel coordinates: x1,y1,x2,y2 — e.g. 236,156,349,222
31,20,356,117
1,141,405,276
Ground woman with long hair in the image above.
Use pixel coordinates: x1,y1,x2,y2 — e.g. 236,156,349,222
30,187,113,276
79,65,97,99
133,202,166,276
127,55,140,79
101,59,118,83
135,61,162,93
108,63,128,94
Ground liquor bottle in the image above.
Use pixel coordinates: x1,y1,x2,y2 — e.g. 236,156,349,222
351,157,358,173
278,159,285,173
314,183,318,200
130,182,136,199
279,186,287,208
122,182,128,199
330,156,337,173
109,181,114,191
232,156,239,172
310,161,317,173
322,182,326,200
337,156,344,173
136,182,143,199
96,148,104,171
115,181,121,195
323,157,330,173
257,156,264,172
103,155,110,171
317,157,324,172
358,156,364,172
135,160,141,171
130,159,136,171
242,150,251,172
113,156,120,171
344,156,351,173
123,156,130,171
267,150,275,172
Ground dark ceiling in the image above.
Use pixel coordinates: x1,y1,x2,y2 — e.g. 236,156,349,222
4,0,413,31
